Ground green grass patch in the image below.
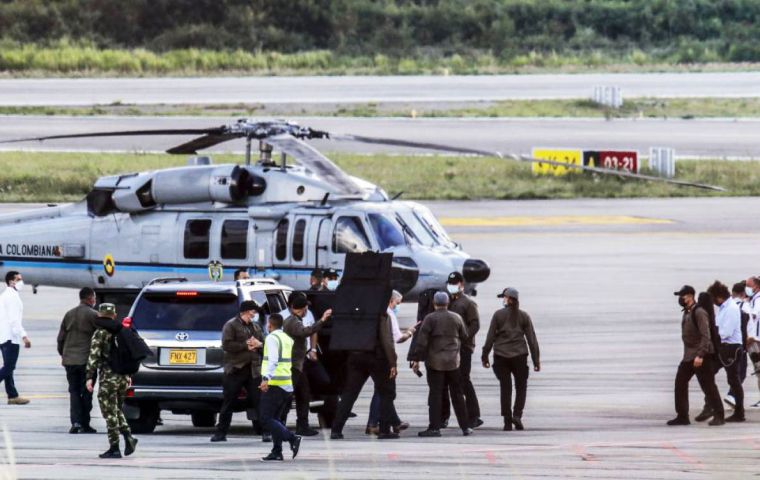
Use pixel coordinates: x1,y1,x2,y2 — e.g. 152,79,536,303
4,97,760,119
0,151,755,203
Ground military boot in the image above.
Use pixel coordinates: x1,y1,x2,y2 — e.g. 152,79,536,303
99,444,122,459
122,431,138,456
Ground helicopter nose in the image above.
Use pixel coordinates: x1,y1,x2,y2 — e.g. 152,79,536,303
463,259,491,283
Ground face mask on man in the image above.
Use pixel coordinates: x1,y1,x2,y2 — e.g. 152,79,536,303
326,280,339,291
746,286,755,297
392,305,400,316
14,280,24,292
446,284,460,295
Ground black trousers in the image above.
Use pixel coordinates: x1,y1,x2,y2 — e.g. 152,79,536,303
65,364,94,427
441,349,481,423
332,351,395,434
292,368,312,428
492,354,530,420
305,358,338,427
715,344,745,414
675,356,724,419
260,386,295,455
216,367,261,434
426,366,468,431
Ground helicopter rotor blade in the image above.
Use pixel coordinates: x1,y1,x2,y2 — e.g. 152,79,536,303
331,133,725,192
0,128,228,145
166,133,243,154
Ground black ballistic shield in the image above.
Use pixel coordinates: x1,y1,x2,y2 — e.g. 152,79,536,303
329,252,393,351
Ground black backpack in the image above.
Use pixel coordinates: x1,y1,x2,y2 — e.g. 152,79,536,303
108,326,152,375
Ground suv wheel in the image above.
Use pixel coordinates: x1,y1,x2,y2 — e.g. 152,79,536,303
128,403,160,434
191,411,217,428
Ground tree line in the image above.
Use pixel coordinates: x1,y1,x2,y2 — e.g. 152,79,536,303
1,0,760,62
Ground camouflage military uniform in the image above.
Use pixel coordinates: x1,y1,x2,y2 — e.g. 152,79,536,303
86,327,131,446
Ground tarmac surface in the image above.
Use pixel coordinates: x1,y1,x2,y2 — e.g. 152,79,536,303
2,115,760,158
1,197,760,479
1,72,760,105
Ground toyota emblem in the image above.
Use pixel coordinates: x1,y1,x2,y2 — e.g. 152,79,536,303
175,332,190,341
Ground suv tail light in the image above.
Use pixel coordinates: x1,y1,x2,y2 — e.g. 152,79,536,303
176,291,199,297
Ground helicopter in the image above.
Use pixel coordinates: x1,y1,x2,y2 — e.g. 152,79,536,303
0,119,722,301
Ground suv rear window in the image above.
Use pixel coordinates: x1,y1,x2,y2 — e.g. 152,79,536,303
132,292,238,331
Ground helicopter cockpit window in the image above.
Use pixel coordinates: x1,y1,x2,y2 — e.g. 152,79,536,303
275,219,289,261
368,213,405,250
221,220,248,260
292,219,306,262
333,216,371,254
184,219,212,259
414,209,456,248
399,211,436,247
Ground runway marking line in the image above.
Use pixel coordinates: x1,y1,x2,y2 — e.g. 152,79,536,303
439,215,672,227
572,445,599,464
661,442,704,468
485,451,498,464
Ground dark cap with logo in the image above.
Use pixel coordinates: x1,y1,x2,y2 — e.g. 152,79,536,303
673,285,696,296
239,300,258,313
288,292,309,309
323,268,339,279
447,271,464,284
497,287,519,300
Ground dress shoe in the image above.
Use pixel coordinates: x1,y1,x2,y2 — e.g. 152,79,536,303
512,417,525,431
7,397,29,405
462,428,473,436
122,432,138,456
708,414,725,426
365,425,379,435
725,412,745,423
348,412,357,418
290,435,302,459
694,407,714,422
503,422,513,431
471,418,484,429
261,452,284,462
81,425,97,434
417,429,441,438
666,416,691,426
393,421,410,433
296,426,319,437
98,445,121,459
69,423,82,434
330,432,344,440
210,433,227,442
378,432,400,440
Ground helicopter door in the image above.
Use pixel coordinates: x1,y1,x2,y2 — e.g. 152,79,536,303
327,214,373,274
290,216,310,286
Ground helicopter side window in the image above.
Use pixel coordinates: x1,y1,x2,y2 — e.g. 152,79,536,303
368,213,405,250
184,219,212,259
221,220,248,260
275,219,289,261
292,219,306,262
333,216,371,254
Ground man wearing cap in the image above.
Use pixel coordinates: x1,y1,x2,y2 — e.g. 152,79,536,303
309,269,324,291
211,300,265,442
323,268,340,291
482,288,540,431
85,303,138,459
283,292,332,436
57,287,99,434
414,291,472,437
443,271,482,428
668,285,725,426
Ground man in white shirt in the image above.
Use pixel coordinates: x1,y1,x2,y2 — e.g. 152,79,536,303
744,276,760,407
708,281,745,421
0,271,32,405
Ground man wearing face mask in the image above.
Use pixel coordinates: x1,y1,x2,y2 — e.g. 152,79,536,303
482,288,540,431
0,271,31,405
211,301,265,442
57,287,99,433
323,268,340,291
667,286,724,426
744,276,760,408
441,272,482,429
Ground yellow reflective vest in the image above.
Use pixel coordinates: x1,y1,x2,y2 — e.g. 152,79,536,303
261,329,294,388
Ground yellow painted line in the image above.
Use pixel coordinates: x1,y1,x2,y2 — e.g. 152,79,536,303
15,394,67,400
439,215,673,227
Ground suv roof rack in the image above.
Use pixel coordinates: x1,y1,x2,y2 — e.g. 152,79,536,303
147,276,189,286
236,278,277,286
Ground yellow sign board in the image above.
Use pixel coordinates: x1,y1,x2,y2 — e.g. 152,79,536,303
531,148,582,176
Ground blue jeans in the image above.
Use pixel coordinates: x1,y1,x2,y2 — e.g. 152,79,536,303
260,386,295,455
367,384,401,427
0,341,20,398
